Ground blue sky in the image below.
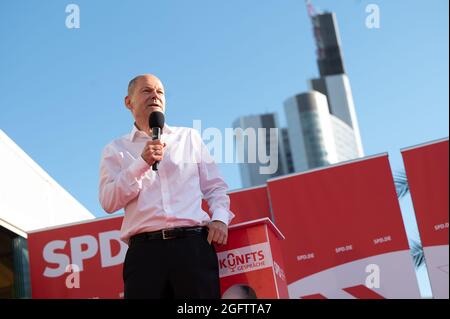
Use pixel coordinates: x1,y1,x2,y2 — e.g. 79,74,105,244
1,0,448,297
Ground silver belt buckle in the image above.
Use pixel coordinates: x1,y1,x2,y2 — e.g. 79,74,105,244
162,228,175,240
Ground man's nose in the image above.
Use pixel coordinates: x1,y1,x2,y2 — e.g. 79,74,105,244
149,91,158,101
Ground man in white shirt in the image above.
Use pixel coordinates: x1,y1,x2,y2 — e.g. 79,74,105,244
99,74,235,298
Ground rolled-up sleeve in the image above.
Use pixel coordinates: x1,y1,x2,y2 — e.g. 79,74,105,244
99,144,152,213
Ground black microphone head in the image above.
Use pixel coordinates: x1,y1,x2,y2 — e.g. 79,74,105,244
149,111,165,130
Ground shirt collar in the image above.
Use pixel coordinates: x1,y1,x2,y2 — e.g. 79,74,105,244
129,123,173,142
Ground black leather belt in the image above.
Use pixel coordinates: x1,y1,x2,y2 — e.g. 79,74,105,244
129,226,208,245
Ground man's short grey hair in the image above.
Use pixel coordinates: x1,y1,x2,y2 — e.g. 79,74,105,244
127,75,144,97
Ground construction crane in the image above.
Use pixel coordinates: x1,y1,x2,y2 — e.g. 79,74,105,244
305,0,316,18
305,0,326,60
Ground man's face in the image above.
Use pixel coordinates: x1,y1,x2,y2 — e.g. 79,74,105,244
125,75,166,129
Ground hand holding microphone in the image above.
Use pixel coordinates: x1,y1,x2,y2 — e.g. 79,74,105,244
141,139,166,168
141,111,166,170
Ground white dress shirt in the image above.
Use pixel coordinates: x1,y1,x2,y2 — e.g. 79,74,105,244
99,124,234,244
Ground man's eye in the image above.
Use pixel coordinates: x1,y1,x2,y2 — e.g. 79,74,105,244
158,91,164,95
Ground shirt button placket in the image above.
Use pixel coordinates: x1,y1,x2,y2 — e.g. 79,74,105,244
158,166,171,214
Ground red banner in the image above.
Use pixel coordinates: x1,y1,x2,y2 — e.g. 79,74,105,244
401,138,449,298
267,155,421,298
28,215,126,298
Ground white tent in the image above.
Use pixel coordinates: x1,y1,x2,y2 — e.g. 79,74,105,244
0,129,95,237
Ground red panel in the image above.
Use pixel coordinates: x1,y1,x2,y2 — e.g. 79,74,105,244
401,140,449,247
28,216,125,298
267,155,410,283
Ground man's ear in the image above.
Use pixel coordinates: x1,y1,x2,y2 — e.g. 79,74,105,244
124,96,132,111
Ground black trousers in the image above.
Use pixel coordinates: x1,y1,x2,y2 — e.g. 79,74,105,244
123,231,220,299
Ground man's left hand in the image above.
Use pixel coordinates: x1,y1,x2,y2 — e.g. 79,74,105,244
206,221,228,245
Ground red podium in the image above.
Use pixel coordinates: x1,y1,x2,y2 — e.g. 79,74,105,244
216,217,289,299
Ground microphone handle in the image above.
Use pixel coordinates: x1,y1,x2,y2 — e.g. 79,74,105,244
151,127,161,171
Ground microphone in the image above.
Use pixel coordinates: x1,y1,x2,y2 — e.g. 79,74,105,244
149,111,165,171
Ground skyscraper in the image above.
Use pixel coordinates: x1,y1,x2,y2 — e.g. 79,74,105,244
310,11,346,77
309,73,364,157
233,113,287,188
234,3,364,187
307,4,364,155
284,91,360,172
283,3,364,173
281,128,295,174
